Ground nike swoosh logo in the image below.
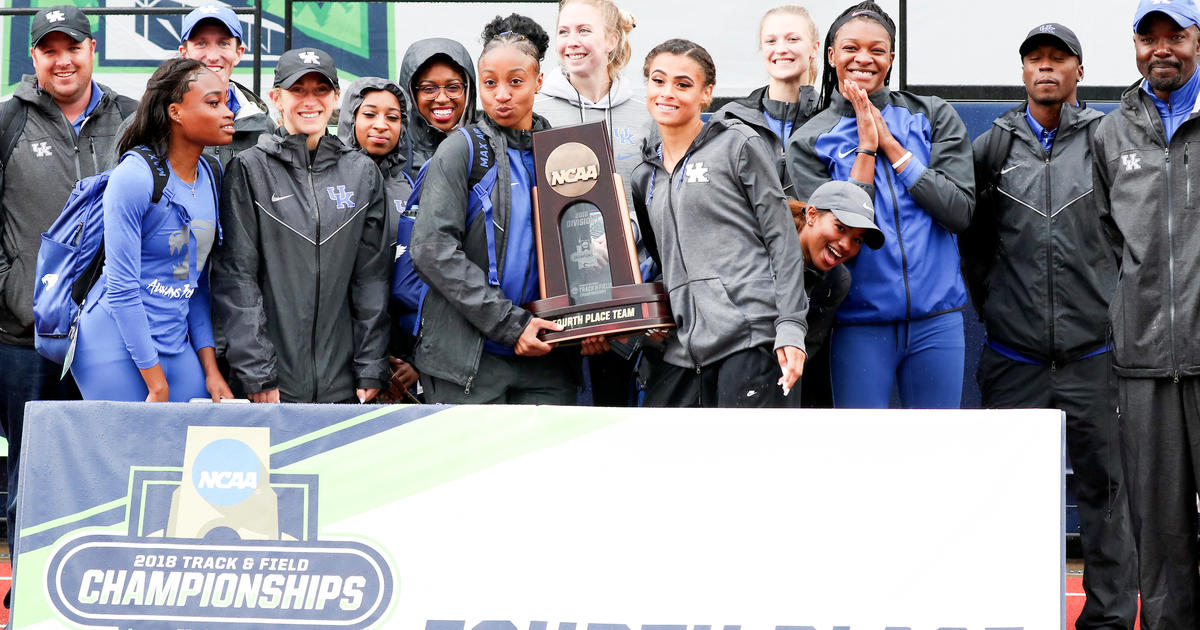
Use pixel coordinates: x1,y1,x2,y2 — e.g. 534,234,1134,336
1001,164,1021,174
271,193,295,202
837,146,858,159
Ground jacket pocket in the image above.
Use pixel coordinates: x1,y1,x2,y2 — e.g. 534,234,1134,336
0,255,13,333
1186,142,1200,211
676,277,752,363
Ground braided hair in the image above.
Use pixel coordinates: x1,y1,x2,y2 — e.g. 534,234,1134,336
816,1,896,110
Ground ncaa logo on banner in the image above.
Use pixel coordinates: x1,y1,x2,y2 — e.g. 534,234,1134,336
43,427,396,629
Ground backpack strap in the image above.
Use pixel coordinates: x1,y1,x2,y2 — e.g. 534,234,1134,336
70,148,172,306
980,121,1014,193
0,97,28,168
128,146,172,203
114,94,138,121
458,126,501,287
0,98,28,268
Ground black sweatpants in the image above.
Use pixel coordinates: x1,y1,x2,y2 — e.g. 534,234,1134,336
643,345,801,408
978,347,1137,630
420,351,577,405
1118,375,1200,630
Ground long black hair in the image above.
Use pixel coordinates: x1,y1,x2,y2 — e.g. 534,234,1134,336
816,1,896,111
117,57,208,156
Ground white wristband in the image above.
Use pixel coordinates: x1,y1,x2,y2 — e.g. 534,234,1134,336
892,151,913,170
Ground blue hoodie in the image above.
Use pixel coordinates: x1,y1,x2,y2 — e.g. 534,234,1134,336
89,153,220,368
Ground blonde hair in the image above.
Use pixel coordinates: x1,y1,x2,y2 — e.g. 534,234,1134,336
558,0,637,84
759,5,820,86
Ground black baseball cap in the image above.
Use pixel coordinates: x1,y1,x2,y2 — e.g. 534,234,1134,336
807,181,885,250
1019,23,1083,63
31,5,92,46
274,48,339,89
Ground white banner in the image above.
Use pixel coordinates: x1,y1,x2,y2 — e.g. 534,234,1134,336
347,407,1064,630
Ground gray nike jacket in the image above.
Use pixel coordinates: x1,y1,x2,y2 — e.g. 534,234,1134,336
0,76,135,345
631,117,809,369
1094,80,1200,378
211,131,390,401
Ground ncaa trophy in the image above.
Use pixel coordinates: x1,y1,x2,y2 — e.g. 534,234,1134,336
525,121,672,343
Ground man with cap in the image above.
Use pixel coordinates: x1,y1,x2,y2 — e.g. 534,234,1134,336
178,4,273,165
794,180,883,409
0,3,135,586
1093,1,1200,626
963,22,1137,629
211,48,390,404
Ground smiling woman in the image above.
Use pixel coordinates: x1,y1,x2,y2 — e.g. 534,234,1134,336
713,5,820,199
631,39,809,409
211,48,392,404
787,1,975,410
70,58,235,403
335,77,420,402
407,14,592,405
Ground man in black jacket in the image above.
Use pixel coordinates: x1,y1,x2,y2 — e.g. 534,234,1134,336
0,3,135,611
1092,1,1200,626
963,23,1136,630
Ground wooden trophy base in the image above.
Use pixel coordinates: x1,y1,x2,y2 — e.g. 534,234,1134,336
525,282,675,344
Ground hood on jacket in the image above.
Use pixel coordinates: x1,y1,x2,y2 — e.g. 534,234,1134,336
336,76,411,176
259,129,355,171
638,115,733,162
536,70,636,109
716,85,817,130
398,38,478,153
992,99,1104,141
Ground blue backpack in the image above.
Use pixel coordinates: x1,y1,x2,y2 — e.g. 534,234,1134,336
392,126,500,336
33,148,220,371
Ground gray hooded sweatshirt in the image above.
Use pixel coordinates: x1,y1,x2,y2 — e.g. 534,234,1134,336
535,71,653,213
631,118,809,369
398,38,478,170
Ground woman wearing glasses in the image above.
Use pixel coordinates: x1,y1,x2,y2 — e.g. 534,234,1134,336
399,38,479,170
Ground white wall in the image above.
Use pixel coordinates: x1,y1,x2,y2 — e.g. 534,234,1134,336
8,0,1171,101
387,0,1152,99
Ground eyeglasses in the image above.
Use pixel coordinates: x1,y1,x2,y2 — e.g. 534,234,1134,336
416,82,465,100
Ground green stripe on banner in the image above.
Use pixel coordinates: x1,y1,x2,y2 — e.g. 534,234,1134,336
19,497,126,538
21,465,182,538
271,405,404,454
280,405,622,523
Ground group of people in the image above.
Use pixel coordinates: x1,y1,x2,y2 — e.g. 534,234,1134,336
3,0,1200,627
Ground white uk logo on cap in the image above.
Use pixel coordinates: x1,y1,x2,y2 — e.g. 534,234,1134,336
45,10,65,22
1039,24,1055,33
199,5,220,13
1153,0,1172,5
298,51,320,64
